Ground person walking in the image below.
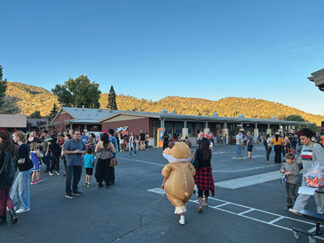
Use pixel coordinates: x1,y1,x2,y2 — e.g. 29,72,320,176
271,134,284,164
128,132,136,158
264,134,272,162
95,133,115,188
289,128,324,214
236,131,243,158
246,132,254,159
193,138,215,213
10,131,34,213
63,131,86,199
0,129,18,225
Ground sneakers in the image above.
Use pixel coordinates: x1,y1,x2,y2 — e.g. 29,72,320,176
84,182,88,186
56,171,60,176
49,171,54,176
63,172,66,176
16,208,30,214
37,179,44,183
289,208,302,215
72,191,83,196
179,216,185,225
30,181,38,185
65,194,74,199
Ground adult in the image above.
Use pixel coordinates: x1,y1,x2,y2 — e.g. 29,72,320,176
49,136,61,176
95,133,115,188
246,132,254,159
27,131,40,144
128,132,136,158
41,130,51,172
0,129,18,225
108,129,118,185
63,130,86,199
162,132,169,150
271,134,284,164
264,134,272,162
290,128,324,214
10,131,33,213
139,130,145,151
236,131,243,158
321,133,324,148
193,138,215,213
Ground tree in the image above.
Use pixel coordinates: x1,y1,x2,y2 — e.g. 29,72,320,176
29,110,42,118
52,75,101,108
106,85,118,110
49,103,58,121
0,65,7,110
283,115,306,122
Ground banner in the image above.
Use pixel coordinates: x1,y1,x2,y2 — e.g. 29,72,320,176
157,128,165,148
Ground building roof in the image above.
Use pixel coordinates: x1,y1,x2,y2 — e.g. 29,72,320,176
51,107,117,124
100,110,309,125
0,114,27,128
308,68,324,91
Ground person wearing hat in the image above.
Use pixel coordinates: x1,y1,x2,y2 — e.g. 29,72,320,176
161,142,195,225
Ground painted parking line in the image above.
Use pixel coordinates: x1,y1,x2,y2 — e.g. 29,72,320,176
214,171,282,189
147,188,324,241
119,156,278,173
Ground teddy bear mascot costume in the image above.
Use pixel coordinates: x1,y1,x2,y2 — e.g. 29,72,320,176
161,142,195,225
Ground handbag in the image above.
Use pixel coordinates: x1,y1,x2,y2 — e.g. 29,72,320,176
109,158,118,167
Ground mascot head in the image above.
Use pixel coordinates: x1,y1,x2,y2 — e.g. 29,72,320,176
163,142,191,163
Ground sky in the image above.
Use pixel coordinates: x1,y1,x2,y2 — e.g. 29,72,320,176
1,0,324,115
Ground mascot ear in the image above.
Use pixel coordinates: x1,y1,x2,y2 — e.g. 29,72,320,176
168,141,175,149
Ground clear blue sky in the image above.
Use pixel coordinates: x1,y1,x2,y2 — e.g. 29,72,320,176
1,0,324,115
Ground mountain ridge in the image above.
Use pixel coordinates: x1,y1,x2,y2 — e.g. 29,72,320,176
5,81,324,125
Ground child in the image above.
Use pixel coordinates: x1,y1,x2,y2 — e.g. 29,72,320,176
30,143,43,184
280,152,299,210
84,148,95,187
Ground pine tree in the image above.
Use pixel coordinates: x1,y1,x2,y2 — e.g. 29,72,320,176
107,85,118,110
49,103,58,121
0,65,8,110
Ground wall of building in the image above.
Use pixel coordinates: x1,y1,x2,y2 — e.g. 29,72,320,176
102,117,150,135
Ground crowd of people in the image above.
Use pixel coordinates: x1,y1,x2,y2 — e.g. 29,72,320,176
1,123,324,227
0,127,137,226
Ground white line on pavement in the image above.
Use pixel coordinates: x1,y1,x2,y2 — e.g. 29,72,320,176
147,188,324,241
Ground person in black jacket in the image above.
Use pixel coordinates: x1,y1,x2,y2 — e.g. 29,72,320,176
193,138,215,213
0,129,18,225
10,131,33,214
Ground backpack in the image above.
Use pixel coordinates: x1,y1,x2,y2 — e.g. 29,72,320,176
263,139,267,147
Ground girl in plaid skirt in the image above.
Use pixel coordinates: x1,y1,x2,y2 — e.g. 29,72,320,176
193,138,215,213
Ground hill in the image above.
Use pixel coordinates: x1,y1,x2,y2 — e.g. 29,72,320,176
5,82,324,125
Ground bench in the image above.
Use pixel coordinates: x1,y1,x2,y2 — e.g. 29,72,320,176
292,210,324,243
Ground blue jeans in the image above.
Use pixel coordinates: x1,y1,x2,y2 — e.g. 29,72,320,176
236,144,242,156
129,145,136,156
10,170,31,210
